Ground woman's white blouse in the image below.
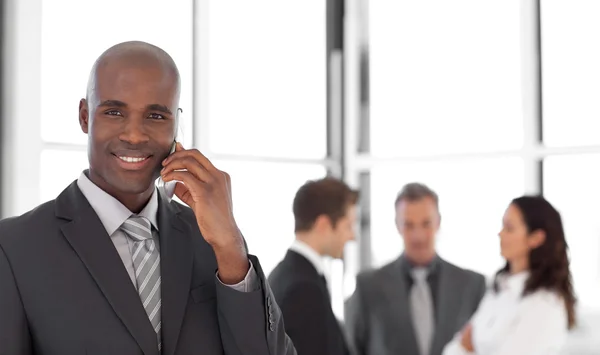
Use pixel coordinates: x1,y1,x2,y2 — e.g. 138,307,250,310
442,272,568,355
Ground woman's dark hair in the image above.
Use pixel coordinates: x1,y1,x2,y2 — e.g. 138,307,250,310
494,195,576,329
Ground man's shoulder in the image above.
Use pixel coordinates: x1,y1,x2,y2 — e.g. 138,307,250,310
440,258,486,283
0,199,58,246
355,259,399,287
269,256,315,289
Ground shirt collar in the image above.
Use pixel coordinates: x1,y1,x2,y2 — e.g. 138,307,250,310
496,271,529,294
77,170,160,235
289,239,325,275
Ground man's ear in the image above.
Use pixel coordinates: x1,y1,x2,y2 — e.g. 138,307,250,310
314,214,333,233
79,99,90,134
528,229,546,249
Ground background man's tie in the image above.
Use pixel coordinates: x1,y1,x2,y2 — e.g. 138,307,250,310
121,216,162,350
410,267,434,355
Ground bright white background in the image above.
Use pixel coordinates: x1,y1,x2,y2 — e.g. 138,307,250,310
4,0,600,352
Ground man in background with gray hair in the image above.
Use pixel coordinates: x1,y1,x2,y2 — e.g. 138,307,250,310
345,182,486,355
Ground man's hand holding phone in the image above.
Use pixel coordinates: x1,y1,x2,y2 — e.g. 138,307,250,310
160,142,248,284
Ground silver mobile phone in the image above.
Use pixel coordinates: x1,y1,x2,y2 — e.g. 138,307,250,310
157,108,184,202
157,141,178,202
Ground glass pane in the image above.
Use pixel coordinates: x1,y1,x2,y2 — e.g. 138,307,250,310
40,0,193,147
213,160,327,274
206,0,327,159
543,154,600,312
40,149,89,203
541,1,600,147
371,158,525,277
369,0,523,157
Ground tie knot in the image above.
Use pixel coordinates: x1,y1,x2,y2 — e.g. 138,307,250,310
121,216,153,241
411,267,428,282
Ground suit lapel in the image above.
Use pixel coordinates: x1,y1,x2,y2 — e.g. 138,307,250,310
431,260,461,355
56,183,159,355
158,195,194,355
381,259,420,354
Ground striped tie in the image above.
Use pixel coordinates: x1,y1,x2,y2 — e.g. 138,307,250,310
121,216,162,350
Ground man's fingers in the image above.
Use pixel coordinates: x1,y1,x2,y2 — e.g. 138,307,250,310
163,146,217,172
161,156,213,183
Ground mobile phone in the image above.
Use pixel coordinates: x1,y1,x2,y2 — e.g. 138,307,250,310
157,108,184,202
157,141,178,202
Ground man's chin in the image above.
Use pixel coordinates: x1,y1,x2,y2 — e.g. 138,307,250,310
110,176,156,196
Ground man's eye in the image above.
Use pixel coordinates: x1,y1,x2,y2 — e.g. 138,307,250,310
105,110,122,116
148,113,165,120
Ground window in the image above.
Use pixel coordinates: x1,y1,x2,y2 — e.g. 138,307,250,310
543,154,600,311
212,160,327,274
369,0,523,157
205,0,327,159
370,158,525,277
40,0,194,147
40,149,88,203
541,1,600,147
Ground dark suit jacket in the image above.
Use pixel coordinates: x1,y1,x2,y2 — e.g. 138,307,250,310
268,250,349,355
0,182,296,355
344,256,486,355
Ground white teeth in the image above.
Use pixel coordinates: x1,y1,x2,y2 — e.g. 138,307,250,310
118,156,148,163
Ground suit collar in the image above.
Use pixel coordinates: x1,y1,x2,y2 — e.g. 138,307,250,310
56,182,160,355
289,239,325,275
157,191,194,355
56,182,193,355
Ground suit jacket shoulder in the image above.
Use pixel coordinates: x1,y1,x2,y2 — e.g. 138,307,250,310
0,198,59,248
439,258,487,288
354,258,399,291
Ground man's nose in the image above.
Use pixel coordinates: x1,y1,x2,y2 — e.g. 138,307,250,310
119,118,150,145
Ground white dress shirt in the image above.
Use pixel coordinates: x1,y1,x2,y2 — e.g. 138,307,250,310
77,171,257,292
289,239,325,275
442,271,568,355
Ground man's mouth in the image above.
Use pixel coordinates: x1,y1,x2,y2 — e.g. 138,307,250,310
117,156,150,163
112,153,154,171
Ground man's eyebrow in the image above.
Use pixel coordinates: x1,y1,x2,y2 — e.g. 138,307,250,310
147,104,173,115
98,99,128,108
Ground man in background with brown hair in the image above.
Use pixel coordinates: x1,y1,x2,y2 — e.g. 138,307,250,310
268,177,359,355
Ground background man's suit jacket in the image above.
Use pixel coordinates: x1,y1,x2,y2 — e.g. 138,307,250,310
344,256,486,355
268,250,349,355
0,182,296,355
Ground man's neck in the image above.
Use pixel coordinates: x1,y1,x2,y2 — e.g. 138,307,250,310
403,253,437,268
294,233,324,256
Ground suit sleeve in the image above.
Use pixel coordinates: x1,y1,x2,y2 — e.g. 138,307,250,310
0,243,32,355
344,277,368,355
278,282,331,355
215,254,296,355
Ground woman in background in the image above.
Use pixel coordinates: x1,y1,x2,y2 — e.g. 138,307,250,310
443,195,576,355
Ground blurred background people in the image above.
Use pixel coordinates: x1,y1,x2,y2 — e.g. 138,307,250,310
269,177,358,355
345,183,486,355
443,196,576,355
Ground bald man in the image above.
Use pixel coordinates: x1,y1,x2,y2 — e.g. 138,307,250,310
0,41,296,355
